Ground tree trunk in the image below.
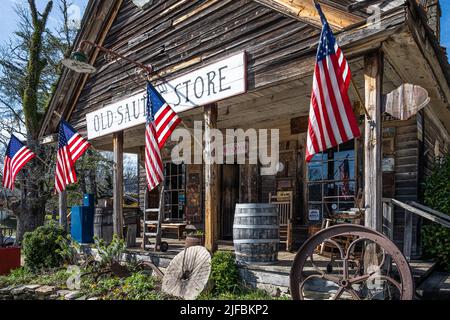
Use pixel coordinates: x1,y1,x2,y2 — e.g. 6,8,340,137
14,141,50,244
13,1,54,244
15,207,46,244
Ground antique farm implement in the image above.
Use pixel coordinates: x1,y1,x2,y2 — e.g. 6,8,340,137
290,224,414,300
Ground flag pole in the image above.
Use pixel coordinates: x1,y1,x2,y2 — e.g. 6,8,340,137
145,76,204,153
312,0,374,126
53,111,98,152
351,78,372,121
7,131,51,167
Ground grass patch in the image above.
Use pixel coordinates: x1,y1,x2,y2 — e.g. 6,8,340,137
0,267,71,288
80,272,167,300
198,287,290,300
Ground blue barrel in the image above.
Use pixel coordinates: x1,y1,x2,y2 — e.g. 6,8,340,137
71,194,95,244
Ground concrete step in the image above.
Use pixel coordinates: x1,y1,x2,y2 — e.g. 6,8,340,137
416,271,450,300
408,260,437,286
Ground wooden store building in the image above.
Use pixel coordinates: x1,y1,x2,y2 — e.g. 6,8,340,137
39,0,450,259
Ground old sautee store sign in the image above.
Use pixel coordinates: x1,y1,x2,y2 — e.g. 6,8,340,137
86,52,247,139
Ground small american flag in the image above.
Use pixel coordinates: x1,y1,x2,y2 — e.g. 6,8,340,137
2,135,35,190
306,3,361,162
145,82,181,191
55,119,90,194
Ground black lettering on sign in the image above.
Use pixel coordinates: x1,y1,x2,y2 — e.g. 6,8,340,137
183,80,191,103
132,101,140,120
101,113,107,130
107,110,114,128
174,83,182,107
219,66,231,92
194,76,204,99
94,115,100,132
124,104,131,123
142,97,147,116
207,71,217,96
117,106,124,125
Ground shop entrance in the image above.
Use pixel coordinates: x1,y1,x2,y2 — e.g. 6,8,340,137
220,165,240,240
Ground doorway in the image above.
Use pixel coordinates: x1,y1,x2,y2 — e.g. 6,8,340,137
220,165,240,240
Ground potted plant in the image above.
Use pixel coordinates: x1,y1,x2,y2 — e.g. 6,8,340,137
0,230,21,275
185,229,205,248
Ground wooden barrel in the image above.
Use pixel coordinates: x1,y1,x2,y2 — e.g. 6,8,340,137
233,204,279,264
94,208,113,243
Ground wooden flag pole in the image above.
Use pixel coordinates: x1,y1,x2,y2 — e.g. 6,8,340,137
351,78,375,127
53,111,98,152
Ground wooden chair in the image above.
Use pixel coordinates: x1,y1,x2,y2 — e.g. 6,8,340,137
269,192,294,251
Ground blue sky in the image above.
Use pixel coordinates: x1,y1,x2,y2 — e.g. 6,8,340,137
0,0,449,52
0,0,88,43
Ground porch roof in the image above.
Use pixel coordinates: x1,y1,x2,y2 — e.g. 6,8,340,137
38,0,450,144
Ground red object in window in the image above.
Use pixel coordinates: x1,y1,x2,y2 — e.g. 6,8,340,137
0,247,21,275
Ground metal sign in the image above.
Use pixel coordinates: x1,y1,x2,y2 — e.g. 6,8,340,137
86,52,247,140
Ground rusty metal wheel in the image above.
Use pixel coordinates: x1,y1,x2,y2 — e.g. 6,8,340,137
290,224,414,300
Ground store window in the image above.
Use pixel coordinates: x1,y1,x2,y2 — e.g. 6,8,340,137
163,163,186,221
307,141,356,223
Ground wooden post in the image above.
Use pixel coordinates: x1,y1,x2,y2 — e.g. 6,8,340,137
364,51,383,232
59,191,68,232
204,104,219,252
113,131,124,238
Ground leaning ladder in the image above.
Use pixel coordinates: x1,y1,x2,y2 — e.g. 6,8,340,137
142,185,165,251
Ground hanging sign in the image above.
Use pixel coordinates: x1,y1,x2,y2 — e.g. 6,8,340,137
86,52,247,140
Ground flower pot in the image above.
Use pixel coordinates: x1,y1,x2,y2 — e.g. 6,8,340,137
185,235,204,248
0,247,21,275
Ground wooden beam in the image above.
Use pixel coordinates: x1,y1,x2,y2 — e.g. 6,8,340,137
364,51,383,232
253,0,361,30
59,191,68,233
113,131,124,238
204,104,219,252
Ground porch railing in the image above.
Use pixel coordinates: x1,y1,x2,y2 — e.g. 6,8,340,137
382,198,450,260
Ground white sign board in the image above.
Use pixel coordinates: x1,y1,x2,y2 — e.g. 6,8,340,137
86,52,247,140
308,209,321,221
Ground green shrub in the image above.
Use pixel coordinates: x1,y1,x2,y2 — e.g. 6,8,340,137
81,275,122,298
422,154,450,271
22,223,68,273
115,273,161,300
94,234,126,268
210,251,239,294
55,234,81,265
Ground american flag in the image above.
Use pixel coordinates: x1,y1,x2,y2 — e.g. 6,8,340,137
2,135,35,190
55,119,90,194
145,82,181,191
306,3,361,162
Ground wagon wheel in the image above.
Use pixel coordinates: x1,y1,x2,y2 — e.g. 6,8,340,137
162,246,212,300
290,224,414,300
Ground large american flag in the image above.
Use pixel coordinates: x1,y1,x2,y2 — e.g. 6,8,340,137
2,135,35,190
306,3,361,162
145,82,181,191
55,119,90,194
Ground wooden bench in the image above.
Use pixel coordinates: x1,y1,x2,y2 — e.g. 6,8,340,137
144,222,187,241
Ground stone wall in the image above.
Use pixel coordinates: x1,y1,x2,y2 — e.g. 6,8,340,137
0,285,96,301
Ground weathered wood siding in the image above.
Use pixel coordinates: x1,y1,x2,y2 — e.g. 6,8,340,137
383,117,421,256
70,0,322,131
422,112,450,178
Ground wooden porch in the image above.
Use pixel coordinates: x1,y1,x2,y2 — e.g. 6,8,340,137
117,237,436,298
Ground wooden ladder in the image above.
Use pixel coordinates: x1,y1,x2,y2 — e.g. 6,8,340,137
142,185,165,251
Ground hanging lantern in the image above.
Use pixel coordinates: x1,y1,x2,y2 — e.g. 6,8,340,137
132,0,153,9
